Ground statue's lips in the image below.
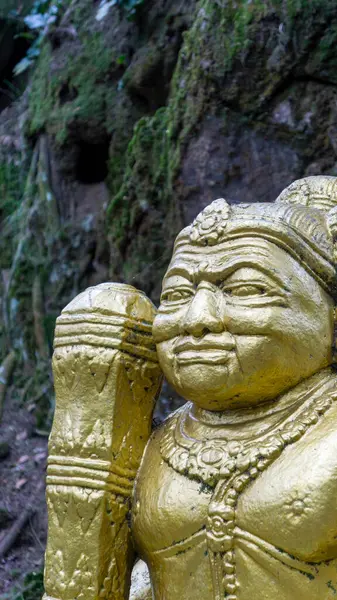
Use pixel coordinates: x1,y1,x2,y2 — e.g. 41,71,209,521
174,336,235,365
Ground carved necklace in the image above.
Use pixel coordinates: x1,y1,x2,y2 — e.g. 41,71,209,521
160,374,337,600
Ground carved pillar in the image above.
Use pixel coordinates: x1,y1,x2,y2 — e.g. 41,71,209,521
43,283,162,600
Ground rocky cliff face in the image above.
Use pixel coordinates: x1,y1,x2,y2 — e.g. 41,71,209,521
2,0,337,594
4,0,337,365
24,0,337,301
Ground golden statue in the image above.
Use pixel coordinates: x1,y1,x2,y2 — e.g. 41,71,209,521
44,176,337,600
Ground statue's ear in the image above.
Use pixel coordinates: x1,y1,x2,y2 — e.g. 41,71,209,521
326,207,337,365
326,205,337,263
332,306,337,366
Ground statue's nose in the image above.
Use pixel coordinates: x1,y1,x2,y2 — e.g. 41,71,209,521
181,282,223,337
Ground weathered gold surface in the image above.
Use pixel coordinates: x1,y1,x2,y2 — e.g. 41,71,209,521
43,283,162,600
45,176,337,599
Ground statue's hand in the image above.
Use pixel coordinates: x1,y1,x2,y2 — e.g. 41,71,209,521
44,283,162,600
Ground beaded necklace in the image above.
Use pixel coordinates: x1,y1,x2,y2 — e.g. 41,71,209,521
160,376,337,600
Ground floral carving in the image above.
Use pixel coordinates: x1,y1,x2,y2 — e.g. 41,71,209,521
68,553,95,599
285,488,313,523
189,198,230,246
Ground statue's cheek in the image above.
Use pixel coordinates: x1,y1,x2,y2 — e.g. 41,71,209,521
222,305,287,337
153,308,185,342
156,341,179,384
234,335,273,362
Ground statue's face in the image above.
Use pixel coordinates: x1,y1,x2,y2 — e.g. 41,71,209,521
153,237,334,410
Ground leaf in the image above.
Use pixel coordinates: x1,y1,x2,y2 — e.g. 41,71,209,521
117,54,126,65
13,57,33,76
14,33,36,41
33,452,47,463
18,455,30,464
27,46,41,59
49,5,60,15
24,14,46,29
46,14,58,25
96,0,117,21
15,478,27,489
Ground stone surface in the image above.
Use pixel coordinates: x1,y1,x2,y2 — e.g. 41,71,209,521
181,117,302,223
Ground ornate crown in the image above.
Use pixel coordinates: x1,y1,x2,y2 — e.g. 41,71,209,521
175,176,337,297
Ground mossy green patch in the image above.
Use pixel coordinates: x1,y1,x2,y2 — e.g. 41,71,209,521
26,0,337,301
0,161,25,219
2,568,44,600
28,29,117,144
107,106,177,298
27,43,54,136
105,0,337,297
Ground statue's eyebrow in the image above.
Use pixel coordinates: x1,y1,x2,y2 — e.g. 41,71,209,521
221,263,288,289
195,260,290,291
164,260,290,291
164,265,192,281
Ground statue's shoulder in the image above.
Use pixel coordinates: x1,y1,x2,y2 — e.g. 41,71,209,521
149,404,185,447
137,404,187,473
281,391,337,479
134,405,187,496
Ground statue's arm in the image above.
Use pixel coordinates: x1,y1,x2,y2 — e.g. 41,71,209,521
43,283,162,600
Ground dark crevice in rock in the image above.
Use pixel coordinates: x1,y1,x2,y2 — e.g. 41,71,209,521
75,139,110,184
266,72,337,110
125,52,176,111
59,82,78,105
125,15,189,112
48,26,78,51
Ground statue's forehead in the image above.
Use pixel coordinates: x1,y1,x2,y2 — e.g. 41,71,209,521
164,238,293,286
169,238,288,270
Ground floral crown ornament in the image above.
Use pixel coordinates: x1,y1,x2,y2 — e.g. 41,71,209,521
179,178,337,296
189,198,231,246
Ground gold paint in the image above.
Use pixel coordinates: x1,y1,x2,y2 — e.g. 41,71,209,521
43,283,162,600
45,177,337,599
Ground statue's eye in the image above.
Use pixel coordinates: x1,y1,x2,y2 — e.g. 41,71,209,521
222,283,268,297
161,288,194,303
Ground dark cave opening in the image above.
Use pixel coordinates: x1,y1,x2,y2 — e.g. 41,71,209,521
75,139,110,184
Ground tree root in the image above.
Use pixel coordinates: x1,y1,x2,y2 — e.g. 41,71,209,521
0,481,43,558
0,350,16,423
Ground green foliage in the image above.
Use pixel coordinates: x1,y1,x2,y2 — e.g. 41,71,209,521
0,162,27,271
2,569,44,600
8,0,65,75
28,29,117,142
106,106,180,298
0,162,24,218
26,44,53,135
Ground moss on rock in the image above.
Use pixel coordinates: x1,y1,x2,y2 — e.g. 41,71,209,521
28,31,117,144
107,106,176,299
104,0,337,300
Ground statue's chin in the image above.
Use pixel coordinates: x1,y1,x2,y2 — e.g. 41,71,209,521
168,361,247,410
169,361,297,411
